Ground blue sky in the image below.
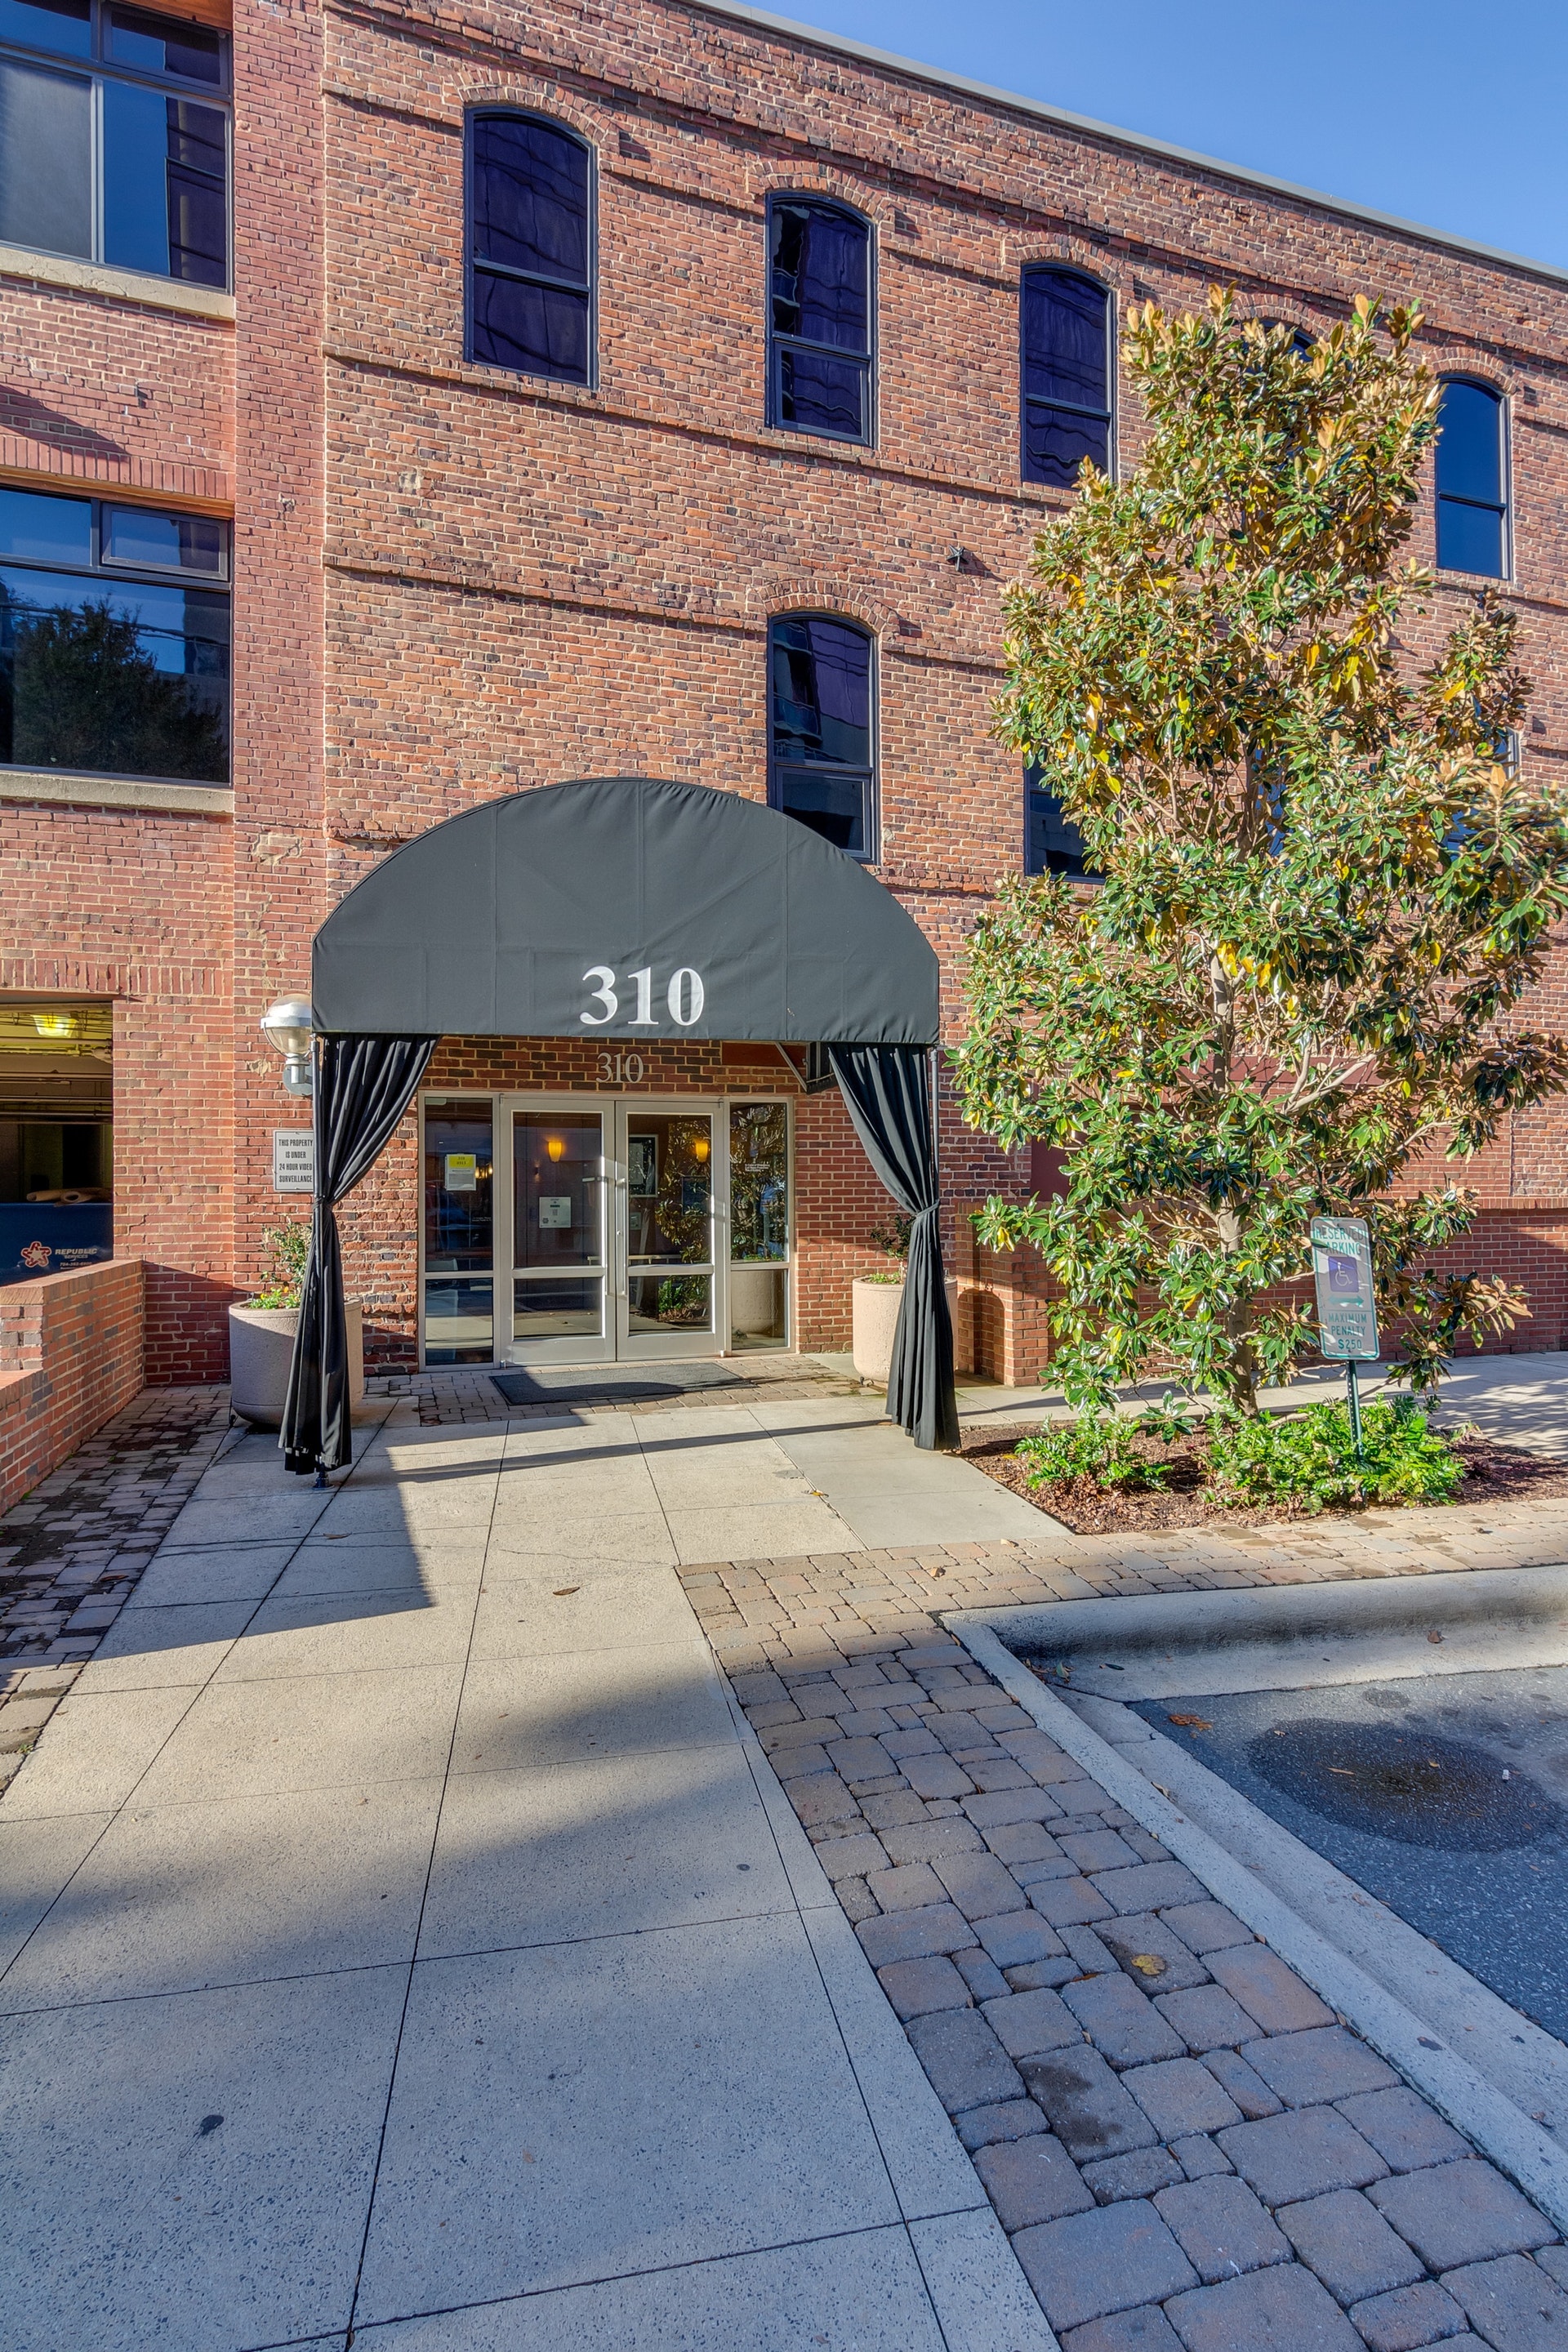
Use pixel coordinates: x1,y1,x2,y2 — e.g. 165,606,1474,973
759,0,1567,275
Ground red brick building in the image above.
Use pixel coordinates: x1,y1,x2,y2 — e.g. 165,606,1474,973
2,0,1566,1387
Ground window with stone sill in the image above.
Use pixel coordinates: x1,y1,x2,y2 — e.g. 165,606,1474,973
0,484,230,783
0,0,228,287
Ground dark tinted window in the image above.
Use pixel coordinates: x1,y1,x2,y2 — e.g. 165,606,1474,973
468,114,593,385
768,613,875,860
1022,270,1111,488
1436,380,1507,578
107,5,220,81
1025,764,1096,880
767,199,872,443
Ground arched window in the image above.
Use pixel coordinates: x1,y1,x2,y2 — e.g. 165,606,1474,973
1024,764,1096,880
466,113,594,385
768,613,876,860
1021,269,1112,487
766,198,872,443
1436,380,1508,577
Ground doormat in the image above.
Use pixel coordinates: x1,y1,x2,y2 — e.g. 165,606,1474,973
489,1363,750,1406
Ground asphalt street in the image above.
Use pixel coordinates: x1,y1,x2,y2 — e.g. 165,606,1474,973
1131,1665,1568,2042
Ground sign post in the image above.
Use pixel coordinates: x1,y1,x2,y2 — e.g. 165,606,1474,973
1310,1215,1381,1457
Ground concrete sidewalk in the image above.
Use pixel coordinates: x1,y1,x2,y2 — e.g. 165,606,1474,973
0,1398,1050,2352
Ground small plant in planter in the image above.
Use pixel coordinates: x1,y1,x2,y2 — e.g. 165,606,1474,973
852,1217,913,1381
862,1216,913,1285
229,1219,363,1430
245,1223,310,1308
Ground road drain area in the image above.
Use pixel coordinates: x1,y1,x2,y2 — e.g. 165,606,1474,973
1127,1667,1568,2043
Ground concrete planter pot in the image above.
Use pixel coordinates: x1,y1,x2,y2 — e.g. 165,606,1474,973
852,1277,964,1385
228,1300,363,1429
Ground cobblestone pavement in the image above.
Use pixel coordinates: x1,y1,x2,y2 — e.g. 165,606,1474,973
0,1388,227,1786
676,1501,1568,1681
724,1624,1568,2350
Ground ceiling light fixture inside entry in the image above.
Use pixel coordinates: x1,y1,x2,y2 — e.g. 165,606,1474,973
546,1135,565,1162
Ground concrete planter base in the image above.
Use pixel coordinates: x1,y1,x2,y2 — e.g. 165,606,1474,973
852,1278,964,1385
228,1300,363,1429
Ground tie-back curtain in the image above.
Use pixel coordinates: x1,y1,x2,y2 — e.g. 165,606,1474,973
280,1034,435,1477
827,1044,958,1452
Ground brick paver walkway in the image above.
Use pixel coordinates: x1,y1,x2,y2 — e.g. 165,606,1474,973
723,1624,1568,2347
677,1494,1568,1682
0,1387,227,1790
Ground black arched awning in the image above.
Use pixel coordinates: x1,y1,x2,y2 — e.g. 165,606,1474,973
312,775,939,1045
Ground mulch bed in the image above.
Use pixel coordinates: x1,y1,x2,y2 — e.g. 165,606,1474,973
960,1422,1568,1535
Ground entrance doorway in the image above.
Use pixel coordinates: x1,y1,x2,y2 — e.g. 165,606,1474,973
420,1093,791,1367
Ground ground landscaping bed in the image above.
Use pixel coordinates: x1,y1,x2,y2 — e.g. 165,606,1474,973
960,1421,1568,1534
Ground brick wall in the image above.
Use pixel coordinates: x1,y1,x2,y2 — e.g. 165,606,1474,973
0,1259,145,1514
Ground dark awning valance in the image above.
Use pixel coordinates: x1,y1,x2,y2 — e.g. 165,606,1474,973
311,776,939,1046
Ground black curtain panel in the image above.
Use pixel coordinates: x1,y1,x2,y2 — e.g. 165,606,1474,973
827,1044,959,1452
281,1034,435,1477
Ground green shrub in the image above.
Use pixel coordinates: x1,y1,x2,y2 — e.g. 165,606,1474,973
1016,1414,1166,1493
247,1222,310,1310
1205,1398,1463,1513
1138,1390,1198,1446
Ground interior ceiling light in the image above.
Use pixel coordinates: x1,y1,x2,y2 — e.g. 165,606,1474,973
693,1134,710,1162
546,1135,566,1162
33,1012,79,1039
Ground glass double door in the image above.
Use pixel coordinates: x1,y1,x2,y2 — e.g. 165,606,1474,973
510,1099,721,1362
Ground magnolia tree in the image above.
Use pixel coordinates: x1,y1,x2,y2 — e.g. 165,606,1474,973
954,293,1568,1414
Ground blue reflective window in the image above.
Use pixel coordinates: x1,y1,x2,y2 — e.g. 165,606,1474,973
467,114,594,385
1436,381,1508,578
0,486,229,782
1025,764,1097,880
1022,270,1111,488
768,613,876,860
103,83,225,285
0,0,88,56
0,0,227,282
767,199,872,444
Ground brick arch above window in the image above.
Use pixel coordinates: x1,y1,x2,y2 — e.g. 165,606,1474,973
742,576,898,637
448,80,611,154
744,164,896,234
1004,234,1126,289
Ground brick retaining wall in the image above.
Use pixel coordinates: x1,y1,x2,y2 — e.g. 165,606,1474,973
0,1260,146,1514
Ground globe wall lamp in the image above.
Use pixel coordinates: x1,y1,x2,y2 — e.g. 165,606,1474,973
261,996,315,1098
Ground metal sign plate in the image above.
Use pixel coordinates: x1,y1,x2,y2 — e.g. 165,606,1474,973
1311,1214,1380,1361
273,1129,314,1195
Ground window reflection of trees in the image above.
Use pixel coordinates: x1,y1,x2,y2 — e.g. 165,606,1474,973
0,580,228,780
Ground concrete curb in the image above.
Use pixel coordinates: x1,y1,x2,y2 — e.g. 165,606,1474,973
946,1613,1568,2239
